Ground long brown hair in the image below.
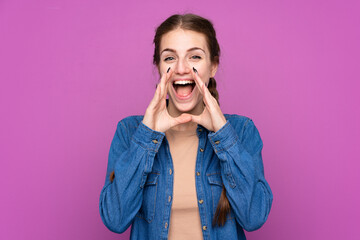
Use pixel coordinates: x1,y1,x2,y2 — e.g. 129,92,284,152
153,13,230,227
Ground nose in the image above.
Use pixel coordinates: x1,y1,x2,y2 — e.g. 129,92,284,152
174,57,191,75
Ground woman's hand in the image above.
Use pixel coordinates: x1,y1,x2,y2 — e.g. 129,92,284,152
142,68,192,132
190,68,227,132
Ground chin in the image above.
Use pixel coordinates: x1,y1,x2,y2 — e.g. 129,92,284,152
168,95,203,115
173,101,197,113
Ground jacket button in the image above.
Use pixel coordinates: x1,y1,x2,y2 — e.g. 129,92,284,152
168,196,172,202
169,169,172,175
152,139,159,144
200,148,204,152
165,222,168,229
198,128,203,132
198,199,204,204
203,225,207,230
196,172,200,176
214,140,220,145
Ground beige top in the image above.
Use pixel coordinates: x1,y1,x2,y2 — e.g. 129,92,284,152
166,125,203,240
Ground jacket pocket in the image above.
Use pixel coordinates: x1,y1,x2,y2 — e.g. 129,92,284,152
207,173,233,220
137,172,159,223
207,173,223,215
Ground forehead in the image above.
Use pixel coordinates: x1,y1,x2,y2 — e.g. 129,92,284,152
160,28,208,53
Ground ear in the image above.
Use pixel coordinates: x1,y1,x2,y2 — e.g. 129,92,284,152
210,61,219,78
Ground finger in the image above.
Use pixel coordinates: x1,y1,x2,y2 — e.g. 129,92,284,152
191,67,216,108
170,113,192,127
163,68,173,100
202,83,214,108
191,67,205,96
161,67,172,100
148,83,162,109
190,114,202,125
158,69,167,99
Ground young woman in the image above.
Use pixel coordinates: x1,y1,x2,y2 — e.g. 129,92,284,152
99,13,273,240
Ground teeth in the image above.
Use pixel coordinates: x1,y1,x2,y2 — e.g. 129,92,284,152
174,80,194,85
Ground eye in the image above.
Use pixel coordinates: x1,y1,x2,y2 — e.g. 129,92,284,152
164,56,175,61
191,55,202,59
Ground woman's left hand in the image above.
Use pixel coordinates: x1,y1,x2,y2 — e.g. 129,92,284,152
190,68,227,132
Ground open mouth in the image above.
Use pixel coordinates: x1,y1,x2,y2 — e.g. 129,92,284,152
172,79,196,98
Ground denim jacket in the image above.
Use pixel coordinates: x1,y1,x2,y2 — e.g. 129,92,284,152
99,114,273,240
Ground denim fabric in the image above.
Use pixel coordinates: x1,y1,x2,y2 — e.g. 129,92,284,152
99,114,273,240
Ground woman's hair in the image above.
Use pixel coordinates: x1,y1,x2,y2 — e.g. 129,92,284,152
153,13,229,227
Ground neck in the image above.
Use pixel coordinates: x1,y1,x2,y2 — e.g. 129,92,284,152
166,99,204,133
167,98,204,116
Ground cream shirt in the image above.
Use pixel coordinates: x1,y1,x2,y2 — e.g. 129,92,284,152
166,125,203,240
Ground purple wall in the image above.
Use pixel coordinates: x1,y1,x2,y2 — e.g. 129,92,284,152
1,0,359,239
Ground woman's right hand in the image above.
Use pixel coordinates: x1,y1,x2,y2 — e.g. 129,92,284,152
142,67,192,132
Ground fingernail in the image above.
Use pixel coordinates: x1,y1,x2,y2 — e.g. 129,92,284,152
167,67,171,73
193,67,198,74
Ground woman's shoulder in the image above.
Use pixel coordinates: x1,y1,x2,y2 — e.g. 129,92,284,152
115,115,144,134
223,114,263,152
223,113,261,136
118,115,144,125
224,113,252,127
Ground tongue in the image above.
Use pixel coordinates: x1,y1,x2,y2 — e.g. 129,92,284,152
176,85,193,97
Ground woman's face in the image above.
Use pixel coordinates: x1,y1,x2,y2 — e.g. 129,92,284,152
159,28,218,116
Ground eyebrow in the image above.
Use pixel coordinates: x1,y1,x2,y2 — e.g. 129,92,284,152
160,47,206,55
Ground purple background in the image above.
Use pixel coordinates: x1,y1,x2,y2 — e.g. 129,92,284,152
1,0,359,239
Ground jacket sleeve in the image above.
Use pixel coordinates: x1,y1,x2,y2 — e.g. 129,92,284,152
99,119,165,233
208,118,273,231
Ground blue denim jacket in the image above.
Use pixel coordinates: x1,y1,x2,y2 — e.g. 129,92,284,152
99,114,273,240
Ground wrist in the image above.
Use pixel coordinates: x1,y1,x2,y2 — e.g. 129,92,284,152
214,117,227,132
142,118,154,131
